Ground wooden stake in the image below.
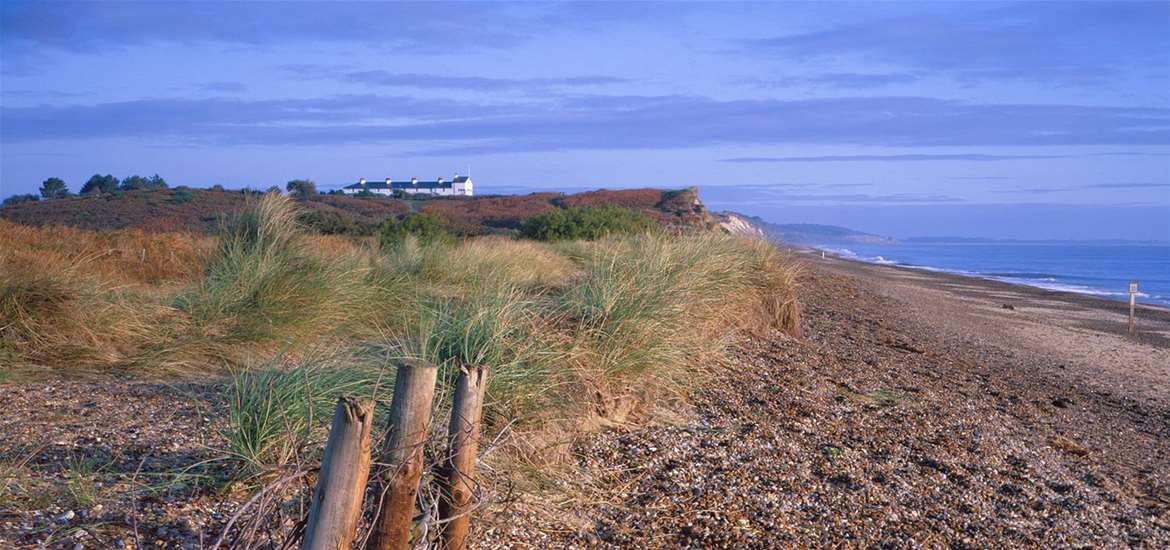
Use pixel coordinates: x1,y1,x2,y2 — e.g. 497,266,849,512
302,397,374,550
367,361,439,550
439,366,489,550
1129,280,1138,335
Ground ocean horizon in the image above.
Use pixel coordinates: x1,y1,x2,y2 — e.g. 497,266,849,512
810,241,1170,307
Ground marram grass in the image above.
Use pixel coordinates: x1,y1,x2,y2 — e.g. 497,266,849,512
1,196,800,473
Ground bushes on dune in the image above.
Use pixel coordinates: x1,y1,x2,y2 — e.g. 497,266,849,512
519,205,656,241
379,212,453,249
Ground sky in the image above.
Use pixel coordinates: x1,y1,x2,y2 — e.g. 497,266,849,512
2,1,1169,240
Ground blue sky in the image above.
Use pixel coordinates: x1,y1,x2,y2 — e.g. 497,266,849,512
2,1,1168,239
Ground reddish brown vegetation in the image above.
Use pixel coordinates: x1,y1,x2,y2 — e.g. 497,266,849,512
0,187,711,236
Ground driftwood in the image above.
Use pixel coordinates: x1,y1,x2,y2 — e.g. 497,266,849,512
439,366,489,550
367,361,440,550
302,397,375,550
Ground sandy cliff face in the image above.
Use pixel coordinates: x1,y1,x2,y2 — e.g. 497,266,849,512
715,213,766,238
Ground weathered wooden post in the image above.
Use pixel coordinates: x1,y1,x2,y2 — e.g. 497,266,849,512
439,366,489,550
1129,280,1138,335
367,360,439,550
302,397,375,550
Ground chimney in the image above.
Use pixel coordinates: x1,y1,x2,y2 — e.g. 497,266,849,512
359,177,366,185
385,178,392,184
437,177,444,184
411,177,418,185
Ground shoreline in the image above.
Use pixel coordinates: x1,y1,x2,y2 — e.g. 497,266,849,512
793,244,1170,314
795,243,1170,309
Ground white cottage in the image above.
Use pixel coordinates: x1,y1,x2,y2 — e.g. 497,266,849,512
341,174,473,197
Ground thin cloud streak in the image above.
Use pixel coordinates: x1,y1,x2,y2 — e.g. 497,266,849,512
287,66,630,91
722,154,1074,163
6,94,1169,153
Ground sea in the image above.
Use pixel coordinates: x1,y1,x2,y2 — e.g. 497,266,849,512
810,241,1170,307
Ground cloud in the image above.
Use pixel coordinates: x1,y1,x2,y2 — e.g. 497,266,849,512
700,185,963,206
722,154,1074,163
4,94,1169,153
1083,182,1170,189
737,72,920,89
285,66,629,91
739,3,1170,86
997,182,1170,194
1,1,530,53
194,81,247,93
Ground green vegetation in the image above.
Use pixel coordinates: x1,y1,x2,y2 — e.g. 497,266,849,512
1,194,38,207
285,179,317,200
80,174,120,194
224,353,383,474
177,193,371,345
519,205,656,241
120,174,168,191
39,177,69,199
379,212,453,249
170,185,194,204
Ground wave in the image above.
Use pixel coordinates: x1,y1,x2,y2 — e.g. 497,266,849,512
815,245,1170,306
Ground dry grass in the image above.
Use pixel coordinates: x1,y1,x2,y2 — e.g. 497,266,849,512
2,197,800,475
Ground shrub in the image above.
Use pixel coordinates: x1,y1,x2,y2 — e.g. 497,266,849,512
2,194,39,207
286,179,317,200
170,186,194,204
519,206,656,241
297,209,364,235
379,212,452,249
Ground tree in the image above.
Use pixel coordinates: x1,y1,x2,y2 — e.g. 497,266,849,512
120,174,150,190
2,194,39,207
39,177,69,199
119,174,167,191
80,174,119,194
286,179,317,200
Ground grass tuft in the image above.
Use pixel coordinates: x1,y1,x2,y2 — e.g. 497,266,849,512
223,350,386,475
177,193,375,347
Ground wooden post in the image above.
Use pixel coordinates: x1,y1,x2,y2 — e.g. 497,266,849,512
367,361,439,550
1129,280,1138,335
439,366,489,550
302,397,375,550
